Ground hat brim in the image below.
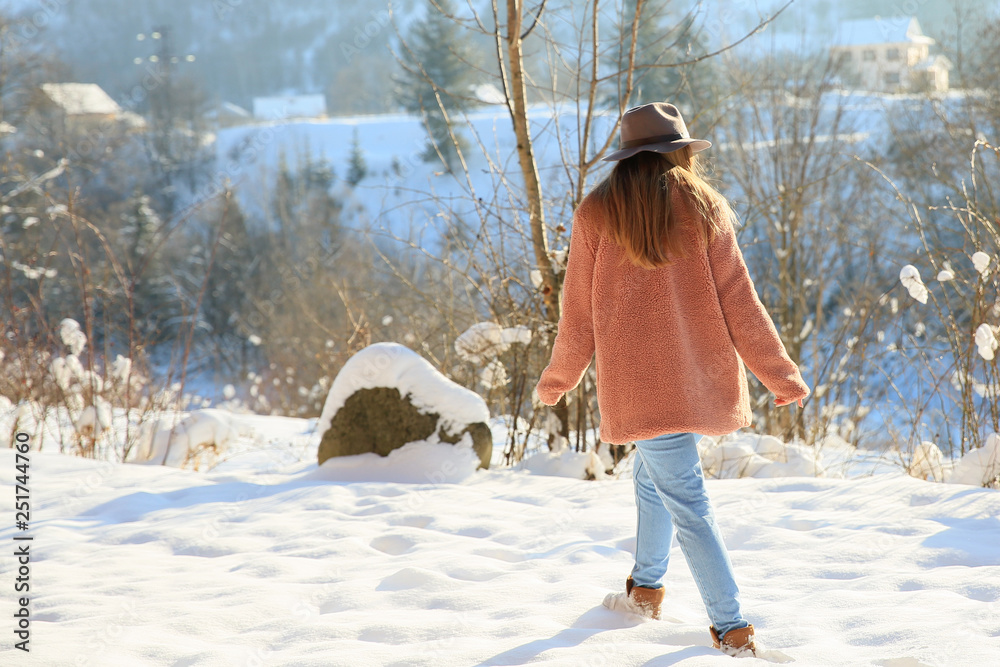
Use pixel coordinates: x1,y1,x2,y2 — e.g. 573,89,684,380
601,138,712,162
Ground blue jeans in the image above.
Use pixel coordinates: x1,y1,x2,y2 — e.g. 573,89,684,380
631,431,748,638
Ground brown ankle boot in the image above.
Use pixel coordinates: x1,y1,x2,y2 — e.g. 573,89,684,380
710,624,757,656
625,576,665,620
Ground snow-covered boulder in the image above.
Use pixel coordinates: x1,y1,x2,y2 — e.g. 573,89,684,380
700,440,772,478
75,399,112,439
523,447,607,480
947,434,1000,487
316,343,492,469
909,441,945,482
700,433,825,479
755,440,826,478
129,409,237,469
454,322,531,364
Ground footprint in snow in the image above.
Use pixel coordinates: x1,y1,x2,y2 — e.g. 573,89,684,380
388,514,434,529
779,518,827,532
369,535,416,556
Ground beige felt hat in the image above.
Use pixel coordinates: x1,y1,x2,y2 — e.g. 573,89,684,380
602,102,711,162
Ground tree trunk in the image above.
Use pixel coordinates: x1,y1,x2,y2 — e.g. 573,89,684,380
504,0,569,444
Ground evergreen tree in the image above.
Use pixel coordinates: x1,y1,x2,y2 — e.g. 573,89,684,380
611,0,712,110
396,0,476,171
116,188,179,342
120,187,161,264
199,196,259,371
346,129,368,186
272,152,342,256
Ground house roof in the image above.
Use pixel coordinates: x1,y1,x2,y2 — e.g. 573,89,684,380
41,83,122,116
833,17,935,47
220,101,250,117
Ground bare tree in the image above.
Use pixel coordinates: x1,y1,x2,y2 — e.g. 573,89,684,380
715,50,896,446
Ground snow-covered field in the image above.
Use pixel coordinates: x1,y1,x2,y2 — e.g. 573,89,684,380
212,104,617,246
3,414,998,666
211,90,945,236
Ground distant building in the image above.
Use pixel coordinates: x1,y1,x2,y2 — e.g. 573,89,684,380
830,17,952,93
252,94,327,120
39,83,145,133
207,101,252,128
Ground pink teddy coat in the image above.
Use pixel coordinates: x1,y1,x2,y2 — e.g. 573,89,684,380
535,187,810,444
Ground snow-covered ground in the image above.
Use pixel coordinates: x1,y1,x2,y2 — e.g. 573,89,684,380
3,414,998,666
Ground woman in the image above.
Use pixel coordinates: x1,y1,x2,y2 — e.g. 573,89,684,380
535,102,810,657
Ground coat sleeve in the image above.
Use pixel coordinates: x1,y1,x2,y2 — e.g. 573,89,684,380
535,202,597,406
707,213,810,401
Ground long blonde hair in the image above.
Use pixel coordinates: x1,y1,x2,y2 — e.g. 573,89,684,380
591,146,732,269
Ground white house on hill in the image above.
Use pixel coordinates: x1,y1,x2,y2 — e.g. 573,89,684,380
830,17,951,93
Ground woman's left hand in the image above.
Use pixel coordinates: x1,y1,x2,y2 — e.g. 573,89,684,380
774,397,804,408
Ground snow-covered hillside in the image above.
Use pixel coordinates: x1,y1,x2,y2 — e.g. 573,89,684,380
212,104,619,243
2,415,997,666
211,90,964,240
